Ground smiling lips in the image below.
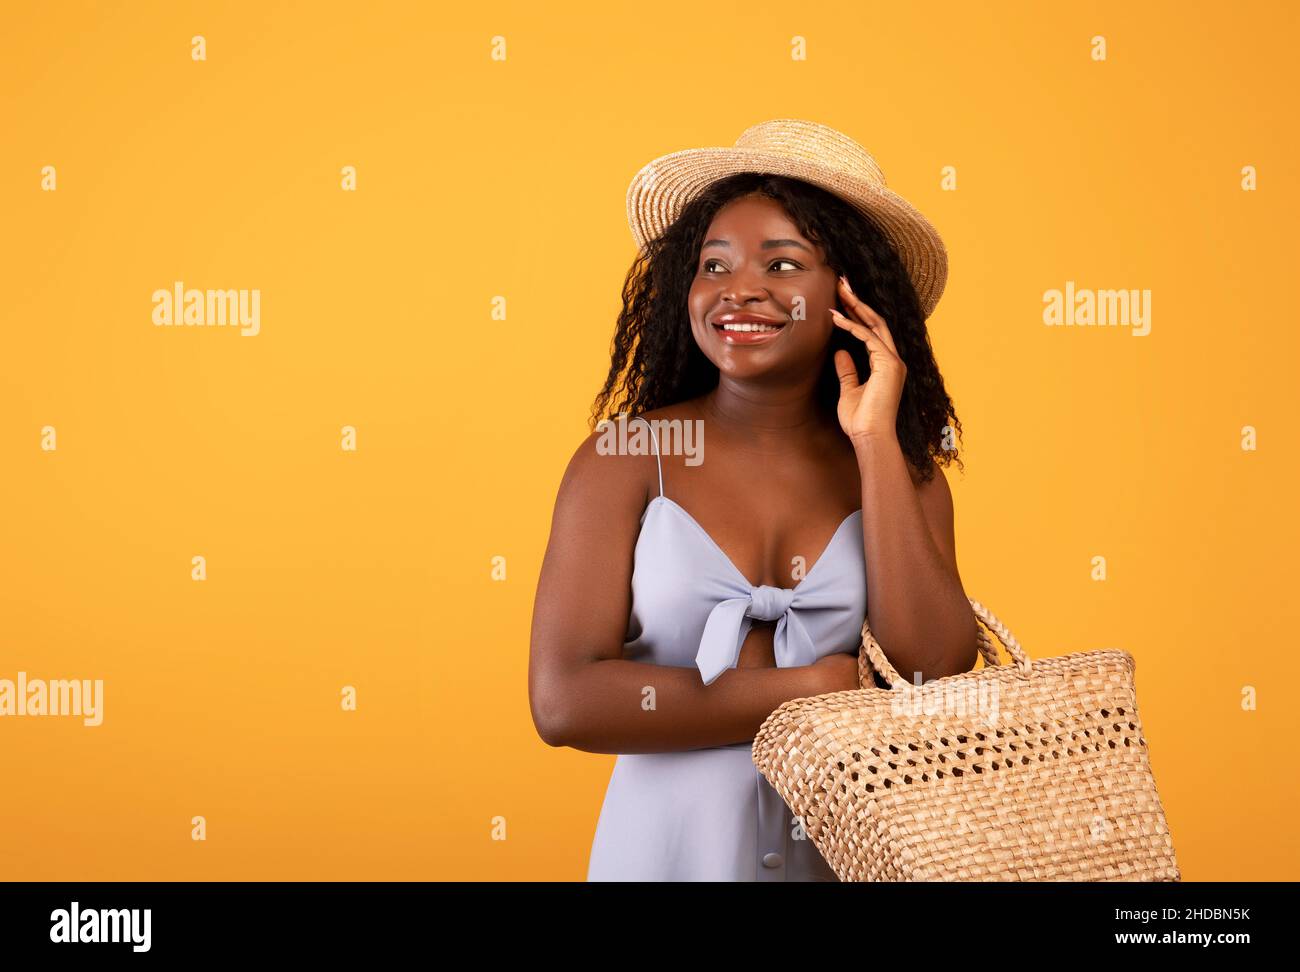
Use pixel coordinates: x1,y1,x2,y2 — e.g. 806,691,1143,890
711,313,789,346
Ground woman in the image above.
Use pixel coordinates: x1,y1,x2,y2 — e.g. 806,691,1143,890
528,119,981,881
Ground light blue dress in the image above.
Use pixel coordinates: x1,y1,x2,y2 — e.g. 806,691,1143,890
586,418,868,881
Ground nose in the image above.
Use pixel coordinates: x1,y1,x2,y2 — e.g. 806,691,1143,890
720,265,770,305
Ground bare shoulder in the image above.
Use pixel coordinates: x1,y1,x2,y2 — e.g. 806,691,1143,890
911,455,955,517
637,401,705,425
910,455,960,577
554,416,662,515
625,402,709,480
910,454,948,491
555,401,708,512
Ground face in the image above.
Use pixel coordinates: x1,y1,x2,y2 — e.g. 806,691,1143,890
687,193,840,384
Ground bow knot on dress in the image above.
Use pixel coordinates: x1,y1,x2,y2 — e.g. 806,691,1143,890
746,584,794,620
587,418,868,881
696,583,818,685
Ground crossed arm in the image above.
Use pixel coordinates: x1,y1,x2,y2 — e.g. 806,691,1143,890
527,434,834,755
527,430,979,756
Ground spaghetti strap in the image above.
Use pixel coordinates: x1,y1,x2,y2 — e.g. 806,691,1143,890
637,417,664,498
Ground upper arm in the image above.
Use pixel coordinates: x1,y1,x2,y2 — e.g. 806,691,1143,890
527,429,652,743
913,459,960,580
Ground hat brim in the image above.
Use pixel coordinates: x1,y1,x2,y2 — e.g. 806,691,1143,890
626,147,948,319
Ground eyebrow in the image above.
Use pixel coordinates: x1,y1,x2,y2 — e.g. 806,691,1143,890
701,238,813,252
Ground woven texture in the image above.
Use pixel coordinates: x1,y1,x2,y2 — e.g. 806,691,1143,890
625,119,949,319
752,598,1181,881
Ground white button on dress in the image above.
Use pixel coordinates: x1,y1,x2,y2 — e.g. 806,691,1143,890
587,740,838,881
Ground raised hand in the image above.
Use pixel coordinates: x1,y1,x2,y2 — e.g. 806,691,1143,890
830,274,905,444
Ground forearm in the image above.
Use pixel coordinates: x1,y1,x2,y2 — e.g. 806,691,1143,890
855,433,979,682
541,657,820,755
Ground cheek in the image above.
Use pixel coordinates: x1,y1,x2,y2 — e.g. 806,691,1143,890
687,284,710,322
787,288,836,331
789,311,835,349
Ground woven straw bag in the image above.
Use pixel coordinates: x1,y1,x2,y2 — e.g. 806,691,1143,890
752,598,1181,881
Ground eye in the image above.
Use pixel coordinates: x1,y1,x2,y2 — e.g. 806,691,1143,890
701,257,804,273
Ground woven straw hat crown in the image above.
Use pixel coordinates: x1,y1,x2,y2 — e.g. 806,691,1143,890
626,119,948,318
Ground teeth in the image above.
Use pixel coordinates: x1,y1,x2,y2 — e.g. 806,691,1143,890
720,322,781,332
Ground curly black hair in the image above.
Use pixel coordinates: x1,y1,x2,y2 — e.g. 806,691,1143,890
590,172,964,482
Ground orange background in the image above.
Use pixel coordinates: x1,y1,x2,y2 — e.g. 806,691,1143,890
1,0,1295,880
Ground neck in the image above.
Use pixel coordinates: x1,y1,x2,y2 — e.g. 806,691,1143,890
703,373,827,442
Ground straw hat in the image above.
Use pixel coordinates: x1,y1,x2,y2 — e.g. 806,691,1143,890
626,118,948,318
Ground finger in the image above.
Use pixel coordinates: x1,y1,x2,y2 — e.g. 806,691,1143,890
838,277,899,356
864,309,898,357
838,285,898,356
831,307,886,351
833,310,902,384
834,349,860,393
835,287,891,350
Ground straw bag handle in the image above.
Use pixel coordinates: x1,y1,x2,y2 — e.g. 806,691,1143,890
857,597,1033,689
